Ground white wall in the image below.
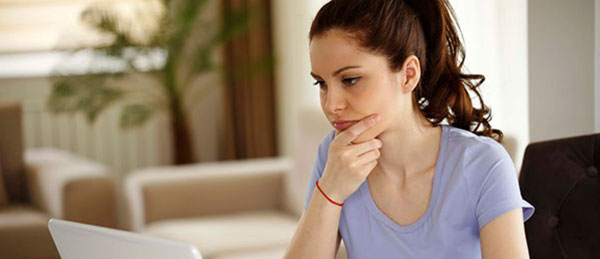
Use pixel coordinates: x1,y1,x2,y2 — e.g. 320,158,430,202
450,0,529,170
271,0,331,215
528,0,596,143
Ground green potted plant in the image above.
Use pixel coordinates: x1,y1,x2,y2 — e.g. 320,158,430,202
48,0,268,164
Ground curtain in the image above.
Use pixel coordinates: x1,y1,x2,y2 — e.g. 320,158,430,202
220,0,278,159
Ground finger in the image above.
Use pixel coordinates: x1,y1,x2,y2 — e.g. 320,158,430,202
347,138,382,157
363,160,378,173
336,114,380,145
353,148,380,167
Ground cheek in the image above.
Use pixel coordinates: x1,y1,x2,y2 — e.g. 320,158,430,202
352,109,393,143
352,93,397,142
359,84,396,119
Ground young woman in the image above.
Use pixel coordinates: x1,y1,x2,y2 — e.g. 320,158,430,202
285,0,534,258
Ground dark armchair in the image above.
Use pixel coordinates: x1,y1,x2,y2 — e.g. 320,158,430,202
519,132,600,259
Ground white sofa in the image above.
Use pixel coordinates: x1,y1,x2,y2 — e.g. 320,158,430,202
124,157,348,259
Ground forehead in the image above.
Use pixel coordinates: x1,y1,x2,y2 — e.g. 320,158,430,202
309,31,385,74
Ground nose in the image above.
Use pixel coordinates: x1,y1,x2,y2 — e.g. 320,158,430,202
324,85,345,114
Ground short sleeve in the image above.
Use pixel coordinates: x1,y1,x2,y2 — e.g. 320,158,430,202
303,130,335,210
468,142,535,229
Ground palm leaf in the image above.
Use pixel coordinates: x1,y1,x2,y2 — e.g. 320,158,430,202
120,103,155,128
48,74,124,123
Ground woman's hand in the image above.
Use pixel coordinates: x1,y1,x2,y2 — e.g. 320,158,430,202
318,114,382,203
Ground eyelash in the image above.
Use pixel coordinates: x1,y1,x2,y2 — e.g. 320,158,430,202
312,77,361,89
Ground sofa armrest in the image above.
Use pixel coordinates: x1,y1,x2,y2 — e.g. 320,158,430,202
24,148,118,228
124,157,291,231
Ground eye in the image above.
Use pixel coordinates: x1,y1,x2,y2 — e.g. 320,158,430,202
313,80,326,90
342,77,361,86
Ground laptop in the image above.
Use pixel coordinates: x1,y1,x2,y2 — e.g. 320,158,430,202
48,219,202,259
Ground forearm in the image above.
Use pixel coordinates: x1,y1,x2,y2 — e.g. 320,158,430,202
285,188,342,259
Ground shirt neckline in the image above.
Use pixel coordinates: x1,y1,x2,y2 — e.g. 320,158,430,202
359,124,449,233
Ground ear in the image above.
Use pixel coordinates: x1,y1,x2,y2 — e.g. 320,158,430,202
398,55,421,94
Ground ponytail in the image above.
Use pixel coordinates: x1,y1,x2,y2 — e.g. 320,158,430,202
310,0,503,142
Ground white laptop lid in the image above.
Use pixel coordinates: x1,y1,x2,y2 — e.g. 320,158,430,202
48,219,202,259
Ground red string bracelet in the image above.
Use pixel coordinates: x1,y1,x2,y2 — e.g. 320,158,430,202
316,180,344,207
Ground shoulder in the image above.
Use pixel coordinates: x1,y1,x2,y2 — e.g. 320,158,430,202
443,125,515,194
444,125,511,171
444,125,518,199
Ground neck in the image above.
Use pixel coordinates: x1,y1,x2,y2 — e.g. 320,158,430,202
373,108,442,184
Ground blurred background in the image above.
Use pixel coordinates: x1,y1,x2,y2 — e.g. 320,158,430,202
0,0,598,258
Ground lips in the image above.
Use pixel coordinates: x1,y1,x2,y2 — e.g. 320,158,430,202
333,120,358,131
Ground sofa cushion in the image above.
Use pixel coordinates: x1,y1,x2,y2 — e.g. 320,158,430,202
0,205,50,230
0,101,26,203
0,205,59,259
141,210,298,259
212,246,288,259
212,244,348,259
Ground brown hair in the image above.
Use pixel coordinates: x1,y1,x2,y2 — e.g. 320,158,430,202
309,0,503,142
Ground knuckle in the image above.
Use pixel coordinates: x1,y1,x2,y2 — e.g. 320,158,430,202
368,160,377,168
358,122,368,131
341,150,351,160
370,162,378,169
348,130,358,139
368,140,377,149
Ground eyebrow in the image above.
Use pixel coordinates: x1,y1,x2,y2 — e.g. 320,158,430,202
310,65,361,79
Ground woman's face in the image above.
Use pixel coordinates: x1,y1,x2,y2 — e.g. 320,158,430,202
309,30,412,143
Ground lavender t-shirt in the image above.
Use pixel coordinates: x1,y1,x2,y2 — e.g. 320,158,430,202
304,124,534,259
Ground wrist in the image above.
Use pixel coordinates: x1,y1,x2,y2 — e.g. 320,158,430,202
316,176,345,201
316,180,344,206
